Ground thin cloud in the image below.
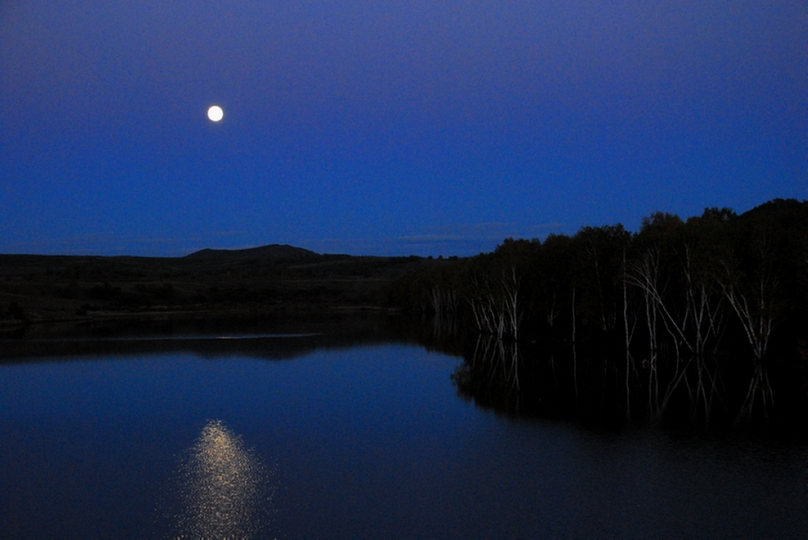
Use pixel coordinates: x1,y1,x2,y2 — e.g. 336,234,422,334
400,222,564,243
1,233,250,257
301,222,565,257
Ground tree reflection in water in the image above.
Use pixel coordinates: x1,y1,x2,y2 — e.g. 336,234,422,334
171,419,274,539
453,334,526,415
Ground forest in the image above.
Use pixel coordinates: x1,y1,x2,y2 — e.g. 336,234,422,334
385,199,808,424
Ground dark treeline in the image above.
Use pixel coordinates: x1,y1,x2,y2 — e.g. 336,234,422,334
385,199,808,424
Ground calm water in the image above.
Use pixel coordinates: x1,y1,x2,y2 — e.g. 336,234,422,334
1,333,807,538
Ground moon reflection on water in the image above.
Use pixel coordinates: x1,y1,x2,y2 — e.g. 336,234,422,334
169,419,274,539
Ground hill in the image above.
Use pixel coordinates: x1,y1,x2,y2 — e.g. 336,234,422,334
0,246,460,326
185,243,320,262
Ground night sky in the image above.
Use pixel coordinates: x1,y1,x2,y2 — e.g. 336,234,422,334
1,1,805,257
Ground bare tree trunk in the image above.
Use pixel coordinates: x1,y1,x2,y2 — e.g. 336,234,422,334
500,265,521,341
720,265,778,419
571,284,578,400
547,292,559,328
467,267,522,342
721,278,775,366
629,250,661,411
586,242,608,332
622,248,637,414
629,246,723,416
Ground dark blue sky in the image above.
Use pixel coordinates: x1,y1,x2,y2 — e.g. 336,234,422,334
1,1,805,256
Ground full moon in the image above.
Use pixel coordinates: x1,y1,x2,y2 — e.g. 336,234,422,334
207,105,224,122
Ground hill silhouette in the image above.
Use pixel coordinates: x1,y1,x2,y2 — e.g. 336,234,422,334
0,246,458,326
185,244,320,262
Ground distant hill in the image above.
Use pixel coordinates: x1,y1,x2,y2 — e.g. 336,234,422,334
0,243,457,325
184,244,320,262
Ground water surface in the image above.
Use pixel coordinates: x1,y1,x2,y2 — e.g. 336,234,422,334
1,335,806,538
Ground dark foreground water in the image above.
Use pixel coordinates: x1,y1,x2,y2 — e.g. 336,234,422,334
1,332,807,538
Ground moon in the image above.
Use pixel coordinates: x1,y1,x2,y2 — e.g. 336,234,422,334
207,105,224,122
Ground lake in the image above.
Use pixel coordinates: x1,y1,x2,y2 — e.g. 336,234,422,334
1,319,806,538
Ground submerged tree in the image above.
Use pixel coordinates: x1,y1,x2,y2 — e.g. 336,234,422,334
714,202,800,418
389,198,808,424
